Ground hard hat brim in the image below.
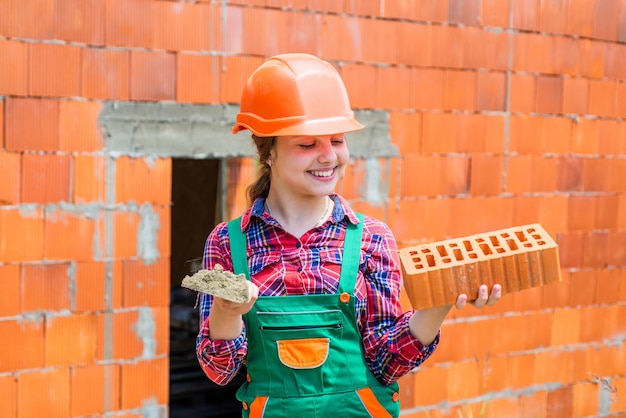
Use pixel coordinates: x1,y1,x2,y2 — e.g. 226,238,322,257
232,115,364,137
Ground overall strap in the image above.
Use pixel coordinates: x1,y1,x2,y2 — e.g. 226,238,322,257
227,217,251,280
337,212,364,294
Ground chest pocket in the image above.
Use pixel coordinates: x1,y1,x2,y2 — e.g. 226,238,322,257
249,250,282,276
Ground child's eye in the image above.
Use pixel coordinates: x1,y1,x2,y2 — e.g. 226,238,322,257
299,143,315,149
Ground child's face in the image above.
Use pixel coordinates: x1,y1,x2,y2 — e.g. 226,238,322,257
270,134,349,198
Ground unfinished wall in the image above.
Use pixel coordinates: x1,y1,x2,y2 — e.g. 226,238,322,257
0,0,625,417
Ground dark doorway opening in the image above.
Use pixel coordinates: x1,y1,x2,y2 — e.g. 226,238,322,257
169,158,244,418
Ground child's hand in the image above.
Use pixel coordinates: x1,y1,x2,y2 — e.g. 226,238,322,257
212,281,259,316
455,284,502,310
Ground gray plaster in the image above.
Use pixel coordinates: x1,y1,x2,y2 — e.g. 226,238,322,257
98,102,396,159
133,307,157,359
137,203,161,265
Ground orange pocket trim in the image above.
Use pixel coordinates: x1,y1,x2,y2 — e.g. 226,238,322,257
356,387,393,418
249,396,268,418
276,338,329,369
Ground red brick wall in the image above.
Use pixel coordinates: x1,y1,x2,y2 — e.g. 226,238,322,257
1,1,625,417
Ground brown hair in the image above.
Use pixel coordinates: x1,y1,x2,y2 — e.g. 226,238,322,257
247,135,276,205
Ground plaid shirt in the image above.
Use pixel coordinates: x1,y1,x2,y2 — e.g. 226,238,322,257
196,194,439,386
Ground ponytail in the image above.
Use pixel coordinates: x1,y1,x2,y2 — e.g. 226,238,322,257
247,135,276,206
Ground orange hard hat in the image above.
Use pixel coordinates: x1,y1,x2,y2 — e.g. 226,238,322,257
232,53,364,137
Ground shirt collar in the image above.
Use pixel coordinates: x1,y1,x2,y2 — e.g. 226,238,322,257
238,193,361,232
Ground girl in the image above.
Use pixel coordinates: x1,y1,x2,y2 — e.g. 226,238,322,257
196,53,501,418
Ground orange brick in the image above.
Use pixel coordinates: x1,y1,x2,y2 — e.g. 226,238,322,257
547,385,574,418
562,78,589,115
412,68,445,110
22,263,71,312
97,311,142,360
5,97,60,152
115,156,172,204
45,313,97,366
447,361,481,401
578,39,606,78
604,43,626,79
589,79,617,117
0,208,44,262
122,258,170,307
506,353,536,389
551,308,581,346
54,0,104,44
154,205,171,259
0,317,45,372
18,368,70,418
399,224,562,309
389,199,450,244
556,231,584,269
396,23,431,67
410,365,448,406
571,118,599,154
618,83,626,118
73,154,106,203
71,364,120,416
511,0,540,31
220,55,265,104
470,154,504,195
152,2,211,51
21,153,71,204
0,264,20,316
509,73,535,113
389,112,422,155
539,0,568,33
552,36,580,76
431,26,464,68
444,69,476,111
0,151,21,205
82,48,130,100
120,357,168,409
513,32,553,74
482,0,509,27
104,0,153,48
0,0,54,39
536,75,563,114
114,211,139,258
476,71,506,111
377,66,413,110
0,375,17,417
130,50,176,101
30,43,81,97
43,208,96,261
59,100,103,152
177,54,218,104
341,63,378,109
74,261,107,312
0,39,28,95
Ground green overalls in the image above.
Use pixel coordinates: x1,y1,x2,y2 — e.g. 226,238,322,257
228,215,400,418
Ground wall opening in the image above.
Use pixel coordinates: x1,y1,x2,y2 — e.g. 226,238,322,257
169,158,244,417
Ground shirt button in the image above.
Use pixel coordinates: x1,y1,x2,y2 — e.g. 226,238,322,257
392,392,399,402
297,266,302,272
339,292,350,304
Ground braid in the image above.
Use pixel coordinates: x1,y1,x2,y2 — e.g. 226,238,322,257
246,135,276,206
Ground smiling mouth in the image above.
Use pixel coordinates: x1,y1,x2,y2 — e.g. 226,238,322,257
309,168,335,178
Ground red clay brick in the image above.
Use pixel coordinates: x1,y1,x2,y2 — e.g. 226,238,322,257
482,0,509,27
45,313,97,366
389,112,422,155
18,368,70,418
0,317,45,372
511,0,540,31
0,151,21,205
320,15,359,61
588,79,617,117
562,78,589,115
431,26,464,68
444,69,476,111
105,0,153,48
0,375,17,417
593,0,620,40
113,211,139,258
115,156,172,204
219,55,265,105
43,208,96,261
120,357,168,409
71,364,120,415
177,54,218,104
422,113,458,153
59,100,103,152
396,23,431,67
552,36,580,76
54,0,105,44
513,33,553,74
82,48,130,100
123,258,170,307
476,71,506,111
605,43,626,79
0,208,44,262
21,153,71,204
0,0,54,39
470,154,503,195
30,43,81,97
556,231,584,269
597,119,624,155
130,50,176,101
536,75,563,114
399,224,562,309
571,118,599,154
448,0,480,26
22,263,71,312
377,66,413,110
412,68,445,110
5,98,60,152
152,2,211,51
578,39,606,78
74,261,107,312
341,63,379,109
539,0,569,33
154,205,171,259
73,155,106,203
618,83,626,118
0,39,28,95
557,156,583,192
509,74,536,113
0,264,20,316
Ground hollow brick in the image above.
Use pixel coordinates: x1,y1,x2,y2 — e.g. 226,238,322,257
399,223,562,309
